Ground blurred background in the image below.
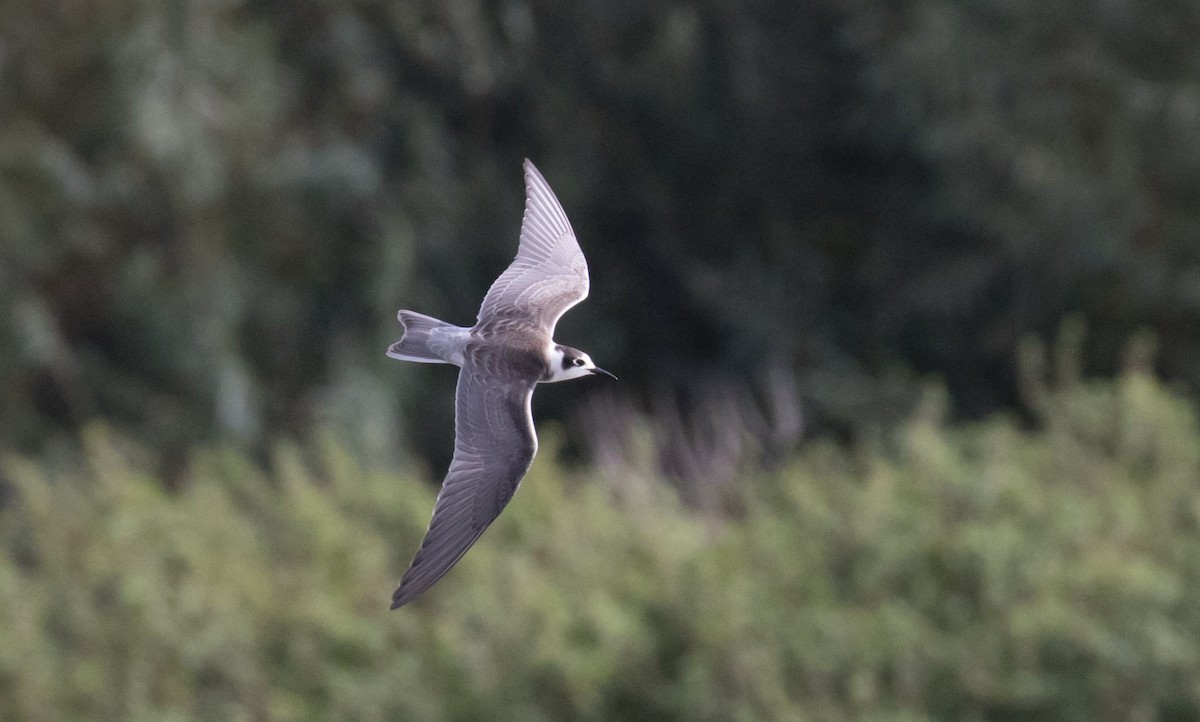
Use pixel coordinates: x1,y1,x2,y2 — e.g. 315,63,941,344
2,0,1200,720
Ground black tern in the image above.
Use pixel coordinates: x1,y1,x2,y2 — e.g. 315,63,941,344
387,159,614,608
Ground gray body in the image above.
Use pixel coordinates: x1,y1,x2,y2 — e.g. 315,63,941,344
387,160,611,609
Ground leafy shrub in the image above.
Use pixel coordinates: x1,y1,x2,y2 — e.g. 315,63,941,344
2,367,1199,721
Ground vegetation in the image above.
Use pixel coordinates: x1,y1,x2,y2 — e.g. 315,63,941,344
3,360,1198,721
3,1,1199,718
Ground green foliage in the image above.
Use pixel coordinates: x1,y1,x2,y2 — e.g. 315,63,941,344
3,369,1200,721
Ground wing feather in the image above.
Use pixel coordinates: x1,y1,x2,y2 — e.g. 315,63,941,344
476,160,589,334
390,368,538,608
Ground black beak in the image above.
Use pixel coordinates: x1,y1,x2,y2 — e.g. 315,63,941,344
590,367,618,380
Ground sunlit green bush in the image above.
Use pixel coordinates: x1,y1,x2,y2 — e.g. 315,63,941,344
2,367,1199,721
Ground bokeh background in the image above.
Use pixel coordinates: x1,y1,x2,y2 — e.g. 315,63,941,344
3,1,1200,720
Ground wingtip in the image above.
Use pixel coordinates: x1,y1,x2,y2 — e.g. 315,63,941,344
523,158,544,182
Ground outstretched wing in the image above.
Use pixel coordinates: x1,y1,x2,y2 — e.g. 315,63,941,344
476,159,589,334
390,367,538,608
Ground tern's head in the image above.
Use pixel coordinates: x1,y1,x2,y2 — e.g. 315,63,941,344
547,345,617,383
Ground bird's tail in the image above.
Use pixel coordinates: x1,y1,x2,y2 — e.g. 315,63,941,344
387,310,463,364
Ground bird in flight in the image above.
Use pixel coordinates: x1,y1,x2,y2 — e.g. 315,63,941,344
387,159,614,608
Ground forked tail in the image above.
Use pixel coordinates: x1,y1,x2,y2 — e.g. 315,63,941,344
387,310,465,364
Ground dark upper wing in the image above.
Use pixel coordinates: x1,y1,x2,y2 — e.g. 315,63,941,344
390,367,538,608
476,159,589,334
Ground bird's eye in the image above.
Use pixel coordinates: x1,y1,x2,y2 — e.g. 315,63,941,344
573,358,585,366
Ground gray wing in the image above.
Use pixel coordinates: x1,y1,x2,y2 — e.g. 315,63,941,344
390,368,538,608
476,159,589,334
